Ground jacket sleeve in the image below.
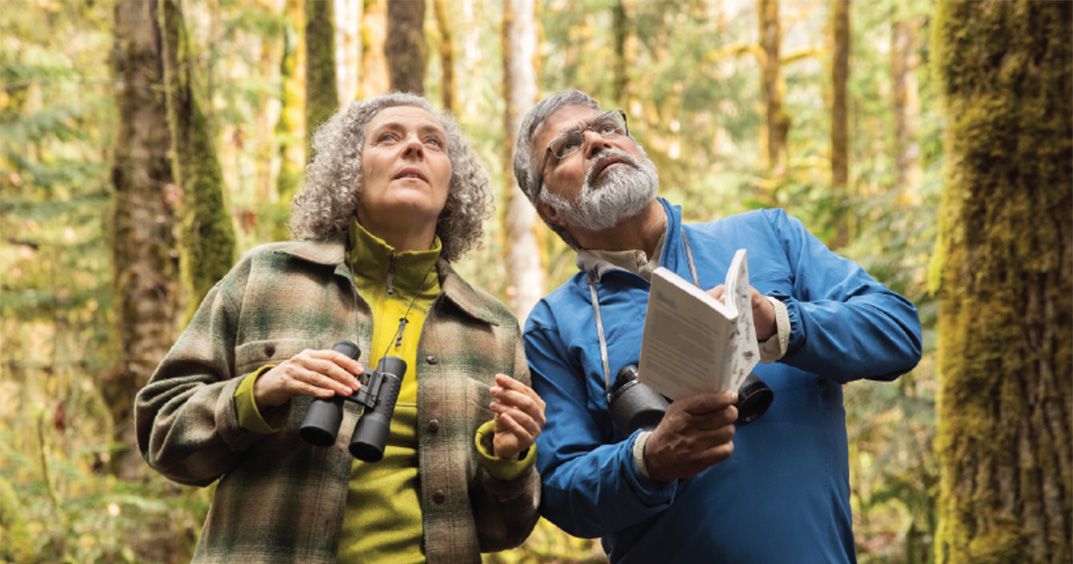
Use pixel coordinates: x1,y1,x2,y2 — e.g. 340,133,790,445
134,258,276,487
525,313,678,539
471,325,541,552
766,209,923,382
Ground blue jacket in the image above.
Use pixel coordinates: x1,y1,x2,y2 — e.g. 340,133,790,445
524,199,922,563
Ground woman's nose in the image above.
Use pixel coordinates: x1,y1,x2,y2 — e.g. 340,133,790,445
401,132,425,157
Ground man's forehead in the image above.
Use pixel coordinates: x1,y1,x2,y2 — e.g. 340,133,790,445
533,105,604,147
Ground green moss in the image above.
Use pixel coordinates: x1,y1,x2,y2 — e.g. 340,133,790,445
933,2,1072,563
0,478,35,563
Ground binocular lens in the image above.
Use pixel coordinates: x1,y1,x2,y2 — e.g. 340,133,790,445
300,397,344,447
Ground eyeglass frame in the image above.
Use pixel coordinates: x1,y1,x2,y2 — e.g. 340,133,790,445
531,109,630,202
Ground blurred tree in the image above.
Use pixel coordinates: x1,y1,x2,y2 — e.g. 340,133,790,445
305,0,339,140
501,0,544,319
433,0,457,114
275,0,306,239
829,0,850,249
361,0,390,98
932,1,1072,562
387,0,427,94
612,0,628,108
891,3,921,207
108,0,179,478
758,0,789,180
160,0,237,319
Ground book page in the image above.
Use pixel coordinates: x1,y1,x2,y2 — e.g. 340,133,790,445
637,250,759,400
723,250,759,391
638,267,734,400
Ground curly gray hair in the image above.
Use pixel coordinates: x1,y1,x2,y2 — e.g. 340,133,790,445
291,93,491,262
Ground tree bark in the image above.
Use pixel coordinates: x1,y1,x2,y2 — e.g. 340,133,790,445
830,0,850,248
933,2,1072,562
109,0,179,478
612,0,628,108
277,0,305,211
360,0,390,98
386,0,427,95
501,0,544,320
891,7,921,206
758,0,788,177
306,0,339,140
160,0,237,322
433,0,457,114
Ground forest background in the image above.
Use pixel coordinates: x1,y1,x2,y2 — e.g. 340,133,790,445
1,0,1069,562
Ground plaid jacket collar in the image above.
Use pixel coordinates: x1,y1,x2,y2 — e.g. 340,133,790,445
272,237,500,327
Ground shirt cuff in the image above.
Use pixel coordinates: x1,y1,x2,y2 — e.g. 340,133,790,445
474,419,537,481
234,365,285,434
632,430,653,478
758,296,790,362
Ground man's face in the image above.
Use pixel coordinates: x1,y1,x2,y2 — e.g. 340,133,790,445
531,105,658,232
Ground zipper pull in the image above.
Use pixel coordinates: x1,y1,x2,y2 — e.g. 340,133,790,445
386,252,397,295
395,317,409,349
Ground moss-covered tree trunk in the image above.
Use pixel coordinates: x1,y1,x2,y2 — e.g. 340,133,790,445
160,0,236,321
829,0,850,249
109,0,179,478
758,0,788,177
305,0,339,141
361,0,390,99
432,0,457,115
274,0,306,240
932,2,1072,562
386,0,427,94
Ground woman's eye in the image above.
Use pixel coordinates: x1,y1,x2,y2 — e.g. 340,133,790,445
377,132,399,143
425,137,444,148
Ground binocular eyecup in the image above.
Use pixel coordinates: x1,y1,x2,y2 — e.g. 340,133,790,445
299,340,407,463
607,365,775,435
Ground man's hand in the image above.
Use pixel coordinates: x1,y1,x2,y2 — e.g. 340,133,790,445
253,349,364,409
643,390,737,482
708,285,777,342
489,374,547,459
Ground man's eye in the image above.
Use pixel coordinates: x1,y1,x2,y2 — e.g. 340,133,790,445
555,134,582,157
597,122,619,134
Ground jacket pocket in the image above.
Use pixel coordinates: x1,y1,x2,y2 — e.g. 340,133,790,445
234,338,311,375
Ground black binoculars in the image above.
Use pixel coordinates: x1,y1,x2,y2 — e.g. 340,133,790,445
299,340,406,462
608,365,774,434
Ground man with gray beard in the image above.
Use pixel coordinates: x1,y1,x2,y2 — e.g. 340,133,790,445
512,89,922,563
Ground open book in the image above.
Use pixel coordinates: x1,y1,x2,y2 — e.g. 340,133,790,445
637,249,759,400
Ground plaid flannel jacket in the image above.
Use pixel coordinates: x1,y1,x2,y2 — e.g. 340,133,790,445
135,239,540,563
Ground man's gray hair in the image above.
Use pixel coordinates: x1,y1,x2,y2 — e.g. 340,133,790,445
291,92,491,262
511,89,601,249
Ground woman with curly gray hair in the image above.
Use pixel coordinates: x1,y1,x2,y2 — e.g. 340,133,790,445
136,93,544,563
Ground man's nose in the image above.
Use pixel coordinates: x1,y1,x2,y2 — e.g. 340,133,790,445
582,129,612,159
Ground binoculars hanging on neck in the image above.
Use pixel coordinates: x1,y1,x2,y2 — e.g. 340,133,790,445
299,340,407,462
608,365,774,434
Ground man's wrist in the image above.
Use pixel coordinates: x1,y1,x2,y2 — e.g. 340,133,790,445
633,430,653,479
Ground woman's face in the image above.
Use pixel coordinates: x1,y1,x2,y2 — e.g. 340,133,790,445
357,105,452,233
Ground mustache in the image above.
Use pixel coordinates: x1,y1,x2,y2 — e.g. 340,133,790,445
585,150,642,186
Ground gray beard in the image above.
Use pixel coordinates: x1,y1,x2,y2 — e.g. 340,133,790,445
542,150,658,231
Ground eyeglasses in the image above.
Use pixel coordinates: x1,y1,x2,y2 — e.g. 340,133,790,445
532,109,629,200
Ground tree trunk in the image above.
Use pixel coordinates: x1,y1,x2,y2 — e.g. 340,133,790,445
758,0,788,177
459,0,483,118
891,7,921,206
501,0,544,320
306,0,339,140
336,0,361,104
360,0,390,98
109,0,179,478
160,0,237,321
386,0,427,94
933,2,1072,562
612,0,628,108
829,0,850,248
432,0,457,114
276,0,306,217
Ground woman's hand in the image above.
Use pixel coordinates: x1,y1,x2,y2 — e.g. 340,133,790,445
253,349,364,409
488,374,546,459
